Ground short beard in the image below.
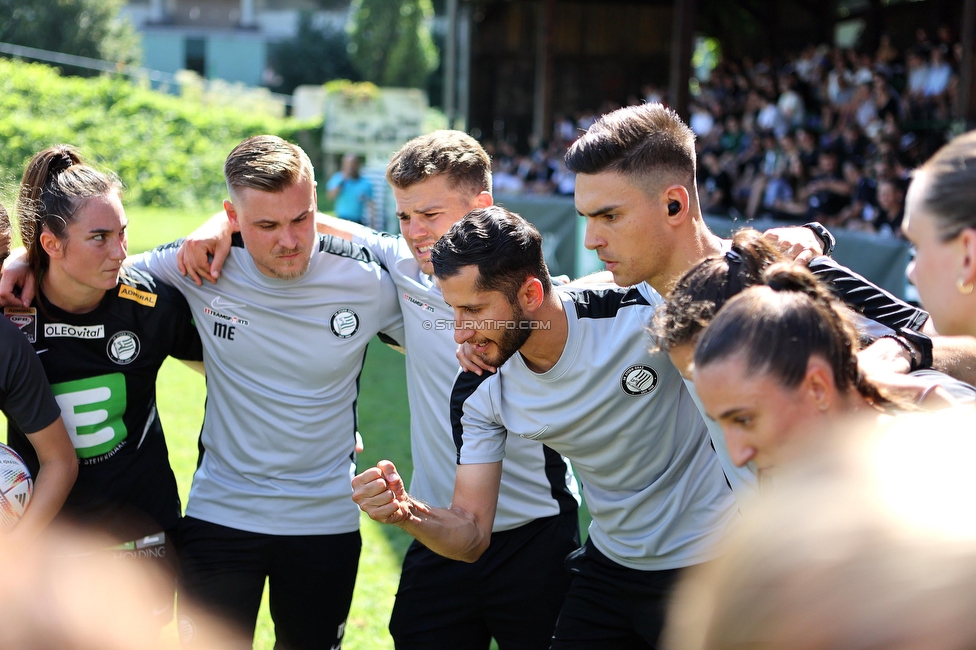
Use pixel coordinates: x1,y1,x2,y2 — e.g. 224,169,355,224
273,262,310,280
270,251,311,280
482,301,532,368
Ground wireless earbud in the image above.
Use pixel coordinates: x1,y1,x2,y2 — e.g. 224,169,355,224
668,200,681,216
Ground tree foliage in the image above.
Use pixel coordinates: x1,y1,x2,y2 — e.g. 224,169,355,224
0,0,140,65
268,11,360,95
348,0,439,89
0,58,320,208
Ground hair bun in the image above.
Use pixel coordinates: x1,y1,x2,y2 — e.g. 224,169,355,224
763,261,822,298
47,146,80,178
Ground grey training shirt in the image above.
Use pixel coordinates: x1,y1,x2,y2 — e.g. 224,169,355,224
131,234,404,535
452,284,737,570
353,230,580,530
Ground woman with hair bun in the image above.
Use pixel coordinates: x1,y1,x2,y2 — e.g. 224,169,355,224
5,144,202,623
656,228,930,380
690,262,952,471
654,228,956,492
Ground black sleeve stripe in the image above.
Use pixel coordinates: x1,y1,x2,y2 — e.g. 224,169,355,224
118,265,158,292
542,446,580,514
229,232,388,270
809,257,929,332
153,237,186,252
450,370,493,464
377,332,401,347
709,437,733,492
317,234,388,272
566,286,650,320
196,393,209,470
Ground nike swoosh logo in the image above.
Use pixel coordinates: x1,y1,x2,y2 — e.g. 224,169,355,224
35,349,48,355
211,296,247,310
152,606,170,616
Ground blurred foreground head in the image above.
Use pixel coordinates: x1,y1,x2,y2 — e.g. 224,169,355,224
0,525,243,649
664,407,976,650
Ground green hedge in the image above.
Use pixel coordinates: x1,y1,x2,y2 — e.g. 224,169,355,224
0,58,323,208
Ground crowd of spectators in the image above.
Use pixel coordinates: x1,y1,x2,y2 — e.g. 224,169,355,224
484,26,965,239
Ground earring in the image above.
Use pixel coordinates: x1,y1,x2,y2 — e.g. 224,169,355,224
957,279,974,295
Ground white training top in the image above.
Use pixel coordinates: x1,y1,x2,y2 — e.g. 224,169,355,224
131,234,404,535
452,283,737,571
354,230,580,531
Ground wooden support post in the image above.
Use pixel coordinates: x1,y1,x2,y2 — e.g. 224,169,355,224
532,0,555,146
445,0,458,128
668,0,698,121
960,0,976,128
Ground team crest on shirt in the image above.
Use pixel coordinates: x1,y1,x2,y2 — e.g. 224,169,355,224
620,364,658,396
4,307,37,343
107,330,141,365
330,309,360,339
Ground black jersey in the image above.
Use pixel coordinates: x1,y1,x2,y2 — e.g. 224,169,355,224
809,256,929,334
0,315,60,434
5,267,202,539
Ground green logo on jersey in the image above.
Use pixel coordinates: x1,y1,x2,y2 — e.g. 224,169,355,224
52,373,128,459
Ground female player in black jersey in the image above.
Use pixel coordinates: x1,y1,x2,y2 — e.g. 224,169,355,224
5,145,202,622
0,201,77,541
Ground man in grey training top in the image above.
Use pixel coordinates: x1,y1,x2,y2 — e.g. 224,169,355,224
353,205,737,647
132,135,403,649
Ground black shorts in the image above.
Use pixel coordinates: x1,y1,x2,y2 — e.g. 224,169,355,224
390,509,580,650
551,538,684,650
176,516,360,650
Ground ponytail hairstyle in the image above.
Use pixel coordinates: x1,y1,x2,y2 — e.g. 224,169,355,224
0,201,10,240
0,202,9,236
0,202,11,265
17,145,122,279
655,228,781,351
694,262,891,407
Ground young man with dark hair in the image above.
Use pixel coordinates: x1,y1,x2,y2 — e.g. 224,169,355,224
565,102,976,497
353,205,737,648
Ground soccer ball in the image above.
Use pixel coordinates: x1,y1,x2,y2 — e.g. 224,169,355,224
0,443,32,532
